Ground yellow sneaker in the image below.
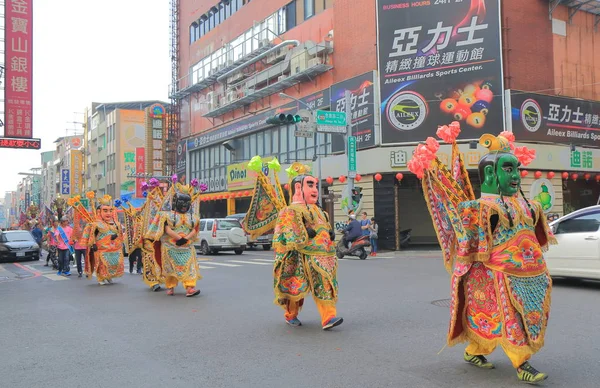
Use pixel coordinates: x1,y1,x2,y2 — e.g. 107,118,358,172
517,362,548,384
464,352,495,369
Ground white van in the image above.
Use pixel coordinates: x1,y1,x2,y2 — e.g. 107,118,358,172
196,218,247,255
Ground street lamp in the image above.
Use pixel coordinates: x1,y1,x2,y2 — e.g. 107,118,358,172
278,92,324,206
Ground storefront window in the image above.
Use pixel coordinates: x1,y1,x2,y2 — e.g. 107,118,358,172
249,133,257,156
264,129,272,156
272,128,279,154
257,132,264,156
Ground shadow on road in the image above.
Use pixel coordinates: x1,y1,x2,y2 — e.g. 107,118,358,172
552,277,600,290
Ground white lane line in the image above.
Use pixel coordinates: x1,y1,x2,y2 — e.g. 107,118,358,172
43,274,68,281
205,262,241,267
228,260,272,266
199,265,215,269
252,259,274,263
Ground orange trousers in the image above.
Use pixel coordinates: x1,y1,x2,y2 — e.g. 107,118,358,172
165,276,196,289
284,298,336,326
466,341,531,369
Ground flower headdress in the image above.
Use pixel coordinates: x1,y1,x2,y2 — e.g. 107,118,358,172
97,194,113,207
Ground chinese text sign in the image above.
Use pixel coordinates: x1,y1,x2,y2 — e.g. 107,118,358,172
135,148,145,198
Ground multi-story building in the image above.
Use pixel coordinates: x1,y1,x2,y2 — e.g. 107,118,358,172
170,0,600,249
85,101,169,207
40,150,56,210
3,191,17,229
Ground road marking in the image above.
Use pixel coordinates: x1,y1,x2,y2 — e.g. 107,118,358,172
228,260,271,266
199,265,215,269
251,259,274,263
197,258,213,261
205,262,241,267
43,274,68,281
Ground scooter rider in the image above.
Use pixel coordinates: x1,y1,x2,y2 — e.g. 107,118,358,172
344,214,362,248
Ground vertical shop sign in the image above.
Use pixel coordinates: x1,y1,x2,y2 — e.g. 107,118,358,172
70,150,83,194
4,0,34,138
61,169,70,195
377,0,504,144
135,147,145,198
330,71,377,152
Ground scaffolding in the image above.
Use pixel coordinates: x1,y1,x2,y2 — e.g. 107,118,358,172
166,0,180,176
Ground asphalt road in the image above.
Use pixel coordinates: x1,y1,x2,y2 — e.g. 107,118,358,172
0,250,599,388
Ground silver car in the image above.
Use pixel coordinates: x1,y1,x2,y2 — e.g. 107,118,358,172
0,230,41,262
227,213,273,251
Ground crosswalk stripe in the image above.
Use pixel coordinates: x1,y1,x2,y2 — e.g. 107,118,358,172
199,265,215,269
205,262,241,267
228,260,271,266
251,259,274,263
43,274,68,281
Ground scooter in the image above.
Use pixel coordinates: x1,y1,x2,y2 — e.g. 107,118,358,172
336,230,371,260
399,228,412,249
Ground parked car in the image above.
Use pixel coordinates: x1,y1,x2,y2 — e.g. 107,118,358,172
227,213,273,251
0,230,41,262
196,218,247,255
544,205,600,280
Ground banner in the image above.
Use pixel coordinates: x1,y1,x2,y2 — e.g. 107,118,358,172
61,169,70,195
227,156,274,191
4,0,33,138
135,147,145,198
70,150,83,195
377,0,503,144
330,71,377,152
510,90,600,147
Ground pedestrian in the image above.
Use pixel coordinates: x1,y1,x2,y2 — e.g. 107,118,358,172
55,217,73,276
359,211,371,237
45,219,59,268
369,217,378,256
31,222,43,259
72,236,86,278
128,247,142,274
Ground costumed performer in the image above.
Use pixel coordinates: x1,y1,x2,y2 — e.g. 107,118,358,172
145,177,202,297
76,192,125,285
407,122,556,384
243,156,342,330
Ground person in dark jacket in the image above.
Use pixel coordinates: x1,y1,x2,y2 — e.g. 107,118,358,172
344,215,362,248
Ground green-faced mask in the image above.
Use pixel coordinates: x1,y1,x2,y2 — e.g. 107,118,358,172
480,153,521,196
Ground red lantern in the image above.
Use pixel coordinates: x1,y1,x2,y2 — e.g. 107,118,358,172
396,173,404,181
520,170,528,178
596,175,600,182
284,184,289,190
355,174,362,182
534,171,542,179
562,172,569,180
244,190,250,196
572,173,579,181
585,173,591,181
547,171,555,179
339,175,347,183
374,173,383,182
325,176,334,185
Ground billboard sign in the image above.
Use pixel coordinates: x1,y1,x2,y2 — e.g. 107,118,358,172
4,0,33,138
135,147,145,198
330,71,377,152
377,0,504,144
0,137,40,149
61,169,70,195
510,90,600,147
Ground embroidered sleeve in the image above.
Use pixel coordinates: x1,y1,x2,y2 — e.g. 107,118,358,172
80,224,96,247
531,200,558,249
145,211,168,241
273,207,309,254
456,200,493,263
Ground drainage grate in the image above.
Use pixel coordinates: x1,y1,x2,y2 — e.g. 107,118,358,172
431,298,451,307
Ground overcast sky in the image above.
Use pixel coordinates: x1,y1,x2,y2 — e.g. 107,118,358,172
0,0,171,195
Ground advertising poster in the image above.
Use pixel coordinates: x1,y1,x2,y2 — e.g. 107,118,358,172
4,0,33,138
377,0,504,144
510,90,600,147
330,71,377,152
119,110,146,205
135,147,145,198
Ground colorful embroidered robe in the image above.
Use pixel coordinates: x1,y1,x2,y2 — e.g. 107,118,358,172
145,211,201,283
81,220,125,281
273,203,338,307
448,195,557,357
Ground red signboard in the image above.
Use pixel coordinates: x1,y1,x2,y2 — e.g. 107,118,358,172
0,137,40,149
135,147,145,198
4,0,33,138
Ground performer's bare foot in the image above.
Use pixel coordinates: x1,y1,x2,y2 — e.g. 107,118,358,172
322,317,343,330
517,362,548,384
464,352,495,369
186,287,200,297
166,288,175,296
286,318,302,327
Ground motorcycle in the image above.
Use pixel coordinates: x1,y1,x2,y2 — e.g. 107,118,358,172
399,228,412,249
336,229,371,260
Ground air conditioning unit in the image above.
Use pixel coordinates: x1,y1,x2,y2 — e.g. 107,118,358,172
308,57,323,68
227,72,244,84
206,92,218,110
290,50,309,75
277,75,287,83
258,39,270,48
226,91,238,103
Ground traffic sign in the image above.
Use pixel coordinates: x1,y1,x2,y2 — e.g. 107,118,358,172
348,136,357,173
316,110,347,134
294,109,315,138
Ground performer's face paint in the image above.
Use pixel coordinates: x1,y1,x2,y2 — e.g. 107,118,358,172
174,193,191,213
481,153,521,196
99,206,114,223
302,176,319,205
